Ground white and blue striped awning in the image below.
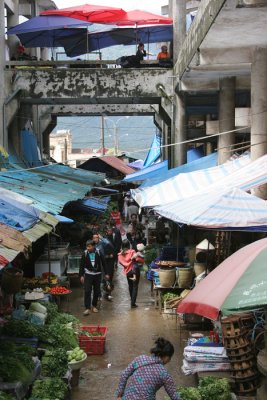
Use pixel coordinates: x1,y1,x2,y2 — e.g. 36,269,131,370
132,154,253,208
155,187,267,228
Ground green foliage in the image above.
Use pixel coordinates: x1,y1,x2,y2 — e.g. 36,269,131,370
144,244,159,266
1,320,38,338
0,392,15,400
199,377,231,400
30,378,68,400
37,323,78,350
167,377,231,400
41,348,68,378
0,342,34,383
176,387,202,400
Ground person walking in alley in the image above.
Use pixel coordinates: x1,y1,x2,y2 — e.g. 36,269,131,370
79,240,109,315
115,337,181,400
118,240,140,308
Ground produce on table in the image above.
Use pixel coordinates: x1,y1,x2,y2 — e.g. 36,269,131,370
41,348,68,378
0,342,35,383
168,377,231,400
199,377,231,400
49,286,71,295
37,323,78,350
176,387,202,400
29,377,68,400
67,347,86,363
1,320,39,337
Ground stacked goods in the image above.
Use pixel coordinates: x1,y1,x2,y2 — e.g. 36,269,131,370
221,315,259,397
29,378,68,400
162,290,190,313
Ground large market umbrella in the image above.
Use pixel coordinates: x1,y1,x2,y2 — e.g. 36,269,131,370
112,9,173,27
41,4,126,23
7,15,92,48
177,238,267,320
63,24,173,57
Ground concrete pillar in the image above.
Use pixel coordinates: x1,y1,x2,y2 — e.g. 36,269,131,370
161,122,169,161
251,47,267,199
172,0,186,63
40,48,50,61
172,92,186,167
32,105,42,150
0,1,5,149
218,77,236,164
6,0,19,60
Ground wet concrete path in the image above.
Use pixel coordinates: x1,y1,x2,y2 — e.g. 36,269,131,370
66,268,196,399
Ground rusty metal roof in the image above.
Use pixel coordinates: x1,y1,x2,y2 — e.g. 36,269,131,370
99,156,135,175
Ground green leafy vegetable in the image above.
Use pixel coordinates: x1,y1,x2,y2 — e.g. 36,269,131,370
30,378,68,400
177,386,202,400
41,348,68,378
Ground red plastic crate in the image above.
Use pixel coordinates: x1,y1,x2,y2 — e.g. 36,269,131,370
78,325,107,355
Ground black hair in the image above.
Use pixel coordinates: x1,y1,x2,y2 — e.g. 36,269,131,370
150,337,174,358
139,42,144,47
86,240,95,247
121,239,131,252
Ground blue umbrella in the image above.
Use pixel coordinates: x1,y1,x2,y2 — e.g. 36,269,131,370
7,15,92,48
63,25,173,57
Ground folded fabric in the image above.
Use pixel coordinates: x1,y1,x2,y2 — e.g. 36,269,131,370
184,345,225,355
182,359,231,375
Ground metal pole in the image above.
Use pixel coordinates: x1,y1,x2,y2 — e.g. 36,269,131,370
114,124,118,156
47,233,51,285
100,115,105,156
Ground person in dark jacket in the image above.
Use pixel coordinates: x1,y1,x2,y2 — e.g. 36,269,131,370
79,240,108,315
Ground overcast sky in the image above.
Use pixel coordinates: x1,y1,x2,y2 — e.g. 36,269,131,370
53,0,168,15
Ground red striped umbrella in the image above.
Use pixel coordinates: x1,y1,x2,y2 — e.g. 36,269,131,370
178,238,267,320
41,4,126,23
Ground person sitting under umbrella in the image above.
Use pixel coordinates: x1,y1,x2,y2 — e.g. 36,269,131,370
157,45,170,60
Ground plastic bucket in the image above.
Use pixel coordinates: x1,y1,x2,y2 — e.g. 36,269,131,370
177,267,193,288
1,268,23,294
158,269,176,287
194,262,206,277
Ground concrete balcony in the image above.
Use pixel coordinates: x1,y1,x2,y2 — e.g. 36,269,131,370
5,61,173,106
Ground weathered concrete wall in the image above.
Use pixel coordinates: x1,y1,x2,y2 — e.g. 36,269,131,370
38,104,158,117
7,68,173,103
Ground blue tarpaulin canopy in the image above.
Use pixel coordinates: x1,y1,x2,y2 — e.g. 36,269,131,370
74,197,110,215
143,132,162,168
21,129,42,167
141,152,217,188
63,24,173,56
7,15,92,48
0,196,39,231
123,160,168,183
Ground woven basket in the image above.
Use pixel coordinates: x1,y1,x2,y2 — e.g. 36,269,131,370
177,267,193,288
158,269,176,287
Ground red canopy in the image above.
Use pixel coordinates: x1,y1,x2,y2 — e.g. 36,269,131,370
113,9,173,27
41,4,126,23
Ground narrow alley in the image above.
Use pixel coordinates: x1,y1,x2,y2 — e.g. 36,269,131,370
66,269,196,399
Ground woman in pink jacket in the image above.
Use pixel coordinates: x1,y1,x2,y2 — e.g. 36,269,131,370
118,240,139,308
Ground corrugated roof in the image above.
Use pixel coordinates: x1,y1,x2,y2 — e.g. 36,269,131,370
0,223,31,253
0,169,92,214
32,164,104,185
0,245,19,264
99,156,135,175
23,221,53,242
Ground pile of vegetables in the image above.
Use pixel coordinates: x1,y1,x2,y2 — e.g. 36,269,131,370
172,377,231,400
29,378,68,400
67,347,86,363
1,303,79,351
0,342,35,383
41,349,68,378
